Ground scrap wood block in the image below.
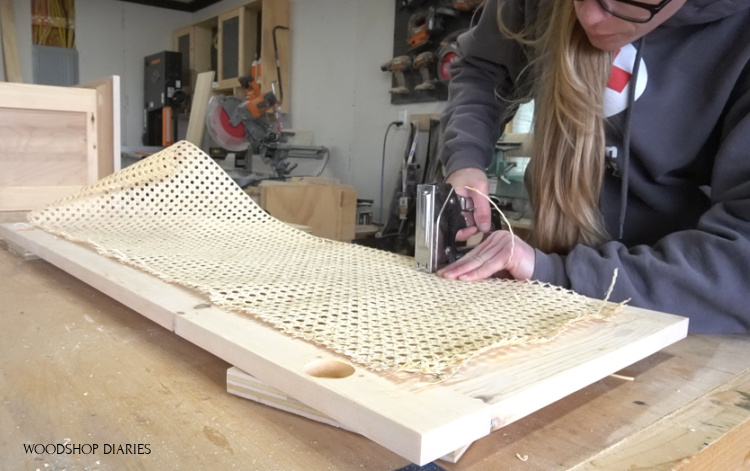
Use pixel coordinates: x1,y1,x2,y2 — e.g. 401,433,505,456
259,180,356,241
227,366,353,431
226,366,470,463
5,239,39,260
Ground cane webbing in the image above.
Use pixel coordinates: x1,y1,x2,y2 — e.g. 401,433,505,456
29,141,620,377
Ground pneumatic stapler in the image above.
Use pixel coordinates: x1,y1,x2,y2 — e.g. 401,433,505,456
414,182,475,273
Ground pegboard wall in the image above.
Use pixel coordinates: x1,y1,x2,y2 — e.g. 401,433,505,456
383,0,481,104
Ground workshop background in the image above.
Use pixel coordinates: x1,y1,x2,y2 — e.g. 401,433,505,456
4,2,750,469
0,0,450,223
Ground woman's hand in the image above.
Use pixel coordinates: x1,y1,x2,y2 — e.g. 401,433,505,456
436,230,535,281
446,167,492,241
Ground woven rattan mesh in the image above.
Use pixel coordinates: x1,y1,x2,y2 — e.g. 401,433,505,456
29,141,620,377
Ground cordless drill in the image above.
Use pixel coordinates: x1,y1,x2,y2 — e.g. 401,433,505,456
414,51,436,91
381,55,412,94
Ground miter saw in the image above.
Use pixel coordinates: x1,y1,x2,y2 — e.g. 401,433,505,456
205,75,329,180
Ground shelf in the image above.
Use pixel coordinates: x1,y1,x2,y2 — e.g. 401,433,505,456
173,0,290,113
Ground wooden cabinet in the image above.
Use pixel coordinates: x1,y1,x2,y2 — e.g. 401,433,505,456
173,0,290,112
173,20,215,96
217,7,257,90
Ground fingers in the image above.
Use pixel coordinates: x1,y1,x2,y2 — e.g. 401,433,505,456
437,231,513,281
436,230,536,282
470,195,492,233
455,225,480,242
446,168,492,233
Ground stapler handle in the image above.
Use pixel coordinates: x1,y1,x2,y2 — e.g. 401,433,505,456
444,193,469,264
457,194,475,228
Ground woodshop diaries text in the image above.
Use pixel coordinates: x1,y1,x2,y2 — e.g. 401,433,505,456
23,443,151,455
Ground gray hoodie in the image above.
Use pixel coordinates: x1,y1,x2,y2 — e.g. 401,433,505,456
440,0,750,333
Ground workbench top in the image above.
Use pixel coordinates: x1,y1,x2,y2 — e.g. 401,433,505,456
2,245,749,470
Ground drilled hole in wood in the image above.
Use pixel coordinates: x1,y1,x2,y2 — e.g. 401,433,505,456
304,360,355,379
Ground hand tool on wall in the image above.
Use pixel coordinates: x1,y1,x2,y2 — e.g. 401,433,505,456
449,0,483,12
414,51,436,91
406,7,457,49
381,55,412,94
407,8,438,49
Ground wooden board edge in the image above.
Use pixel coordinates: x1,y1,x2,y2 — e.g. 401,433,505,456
0,187,83,212
0,82,97,112
0,224,176,331
487,314,689,430
79,75,122,176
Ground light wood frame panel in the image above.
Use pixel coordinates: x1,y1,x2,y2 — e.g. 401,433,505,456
0,77,118,211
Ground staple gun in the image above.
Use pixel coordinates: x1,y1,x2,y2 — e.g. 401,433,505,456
414,182,476,273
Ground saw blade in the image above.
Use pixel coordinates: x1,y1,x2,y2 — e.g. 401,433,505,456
205,96,250,152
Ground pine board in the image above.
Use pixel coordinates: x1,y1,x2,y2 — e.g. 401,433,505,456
185,70,215,147
80,76,122,176
0,223,689,465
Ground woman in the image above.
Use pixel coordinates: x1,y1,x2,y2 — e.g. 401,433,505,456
437,0,750,333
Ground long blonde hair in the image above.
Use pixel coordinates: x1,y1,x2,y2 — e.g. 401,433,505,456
500,0,613,253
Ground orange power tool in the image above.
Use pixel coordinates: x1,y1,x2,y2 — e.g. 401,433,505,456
238,75,277,118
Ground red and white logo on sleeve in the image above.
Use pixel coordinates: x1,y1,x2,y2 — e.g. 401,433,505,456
604,43,647,118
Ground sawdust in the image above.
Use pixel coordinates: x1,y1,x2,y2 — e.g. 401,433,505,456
28,141,623,377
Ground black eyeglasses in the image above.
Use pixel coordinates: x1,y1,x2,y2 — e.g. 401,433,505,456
574,0,675,23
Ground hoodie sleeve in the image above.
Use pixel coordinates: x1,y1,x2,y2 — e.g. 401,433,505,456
533,70,750,334
439,0,535,177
